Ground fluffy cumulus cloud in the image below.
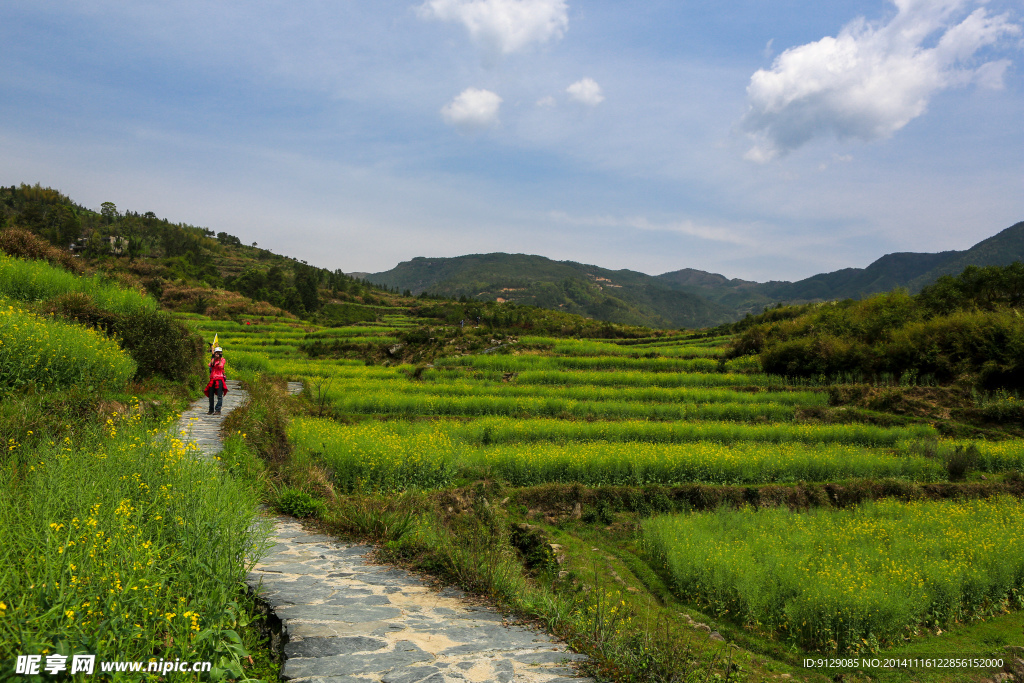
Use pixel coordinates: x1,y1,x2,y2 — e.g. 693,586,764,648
742,0,1021,162
418,0,568,59
566,77,604,106
442,87,503,131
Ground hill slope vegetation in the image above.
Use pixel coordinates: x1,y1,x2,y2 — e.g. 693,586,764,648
369,221,1024,325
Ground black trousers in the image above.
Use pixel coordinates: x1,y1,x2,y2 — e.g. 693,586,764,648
208,383,224,412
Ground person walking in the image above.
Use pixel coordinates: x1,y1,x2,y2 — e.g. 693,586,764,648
205,347,228,415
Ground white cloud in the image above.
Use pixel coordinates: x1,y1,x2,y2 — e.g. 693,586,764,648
536,95,557,107
566,77,604,106
973,59,1012,90
742,0,1021,162
417,0,568,59
441,87,503,132
547,211,757,247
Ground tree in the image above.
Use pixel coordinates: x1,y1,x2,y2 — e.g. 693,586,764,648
294,265,322,313
100,202,119,224
45,205,81,246
267,265,285,292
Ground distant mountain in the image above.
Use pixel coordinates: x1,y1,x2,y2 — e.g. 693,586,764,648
906,222,1024,290
659,221,1024,317
366,253,734,329
367,220,1024,328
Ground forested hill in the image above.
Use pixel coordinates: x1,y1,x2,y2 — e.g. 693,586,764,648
0,183,400,323
369,220,1024,325
365,253,735,329
658,221,1024,316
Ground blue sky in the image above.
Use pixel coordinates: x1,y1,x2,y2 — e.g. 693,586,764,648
1,0,1022,281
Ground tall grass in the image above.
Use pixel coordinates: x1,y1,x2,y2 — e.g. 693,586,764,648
325,378,826,407
0,408,266,671
376,378,823,405
304,326,404,337
0,303,136,391
643,498,1024,653
466,440,944,486
944,439,1024,471
0,252,155,315
437,368,785,388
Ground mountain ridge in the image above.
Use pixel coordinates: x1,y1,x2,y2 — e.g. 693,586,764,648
368,220,1024,327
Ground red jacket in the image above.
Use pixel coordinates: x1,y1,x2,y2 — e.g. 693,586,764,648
209,357,226,381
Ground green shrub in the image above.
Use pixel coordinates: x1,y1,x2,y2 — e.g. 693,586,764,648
115,309,205,382
730,269,1024,387
316,302,379,326
0,228,83,273
944,444,979,481
275,488,326,518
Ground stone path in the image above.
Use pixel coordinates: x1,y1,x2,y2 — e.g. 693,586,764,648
177,381,593,683
177,379,248,459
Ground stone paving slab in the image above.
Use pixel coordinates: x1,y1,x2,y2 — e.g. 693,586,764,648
179,379,592,683
248,518,593,683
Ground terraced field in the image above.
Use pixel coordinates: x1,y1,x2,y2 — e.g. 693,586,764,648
181,310,1024,679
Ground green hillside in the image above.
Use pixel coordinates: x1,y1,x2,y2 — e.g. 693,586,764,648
369,221,1024,327
367,253,734,328
659,221,1024,316
0,183,403,323
5,182,1022,331
907,221,1024,289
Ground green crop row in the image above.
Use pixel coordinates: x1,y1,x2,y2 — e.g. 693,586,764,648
319,377,824,408
587,334,734,347
434,354,722,373
327,391,798,422
289,418,960,491
427,368,784,388
423,416,937,448
466,439,944,487
643,498,1024,653
288,418,456,492
517,337,727,358
303,326,404,337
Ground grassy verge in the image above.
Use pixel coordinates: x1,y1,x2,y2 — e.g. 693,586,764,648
0,405,268,680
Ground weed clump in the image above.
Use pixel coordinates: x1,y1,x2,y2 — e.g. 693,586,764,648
275,488,326,518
